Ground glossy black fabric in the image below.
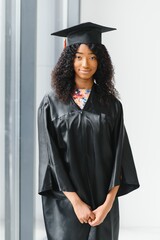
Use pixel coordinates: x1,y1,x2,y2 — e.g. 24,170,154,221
38,83,139,240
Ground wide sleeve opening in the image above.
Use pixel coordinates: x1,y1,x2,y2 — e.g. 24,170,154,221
38,96,75,196
108,100,140,197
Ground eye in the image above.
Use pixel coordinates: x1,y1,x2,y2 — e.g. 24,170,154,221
89,56,97,60
75,55,82,60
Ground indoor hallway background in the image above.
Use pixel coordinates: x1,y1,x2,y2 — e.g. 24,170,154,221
0,0,160,239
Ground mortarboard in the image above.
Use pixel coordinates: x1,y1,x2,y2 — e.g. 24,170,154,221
51,22,116,46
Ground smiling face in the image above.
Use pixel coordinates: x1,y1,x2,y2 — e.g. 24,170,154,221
73,44,98,88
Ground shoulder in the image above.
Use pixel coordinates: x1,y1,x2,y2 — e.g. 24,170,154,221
110,96,123,113
103,94,123,118
38,88,70,120
38,89,59,109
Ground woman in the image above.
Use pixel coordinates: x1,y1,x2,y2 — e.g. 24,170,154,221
38,22,139,240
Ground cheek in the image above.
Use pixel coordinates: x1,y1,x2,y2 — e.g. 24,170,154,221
73,61,79,70
93,62,98,72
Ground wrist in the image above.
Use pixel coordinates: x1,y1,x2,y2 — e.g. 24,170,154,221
105,185,120,204
103,198,114,210
103,193,117,210
70,195,82,207
63,191,81,206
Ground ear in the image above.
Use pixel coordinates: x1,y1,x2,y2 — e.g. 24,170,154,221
63,38,66,49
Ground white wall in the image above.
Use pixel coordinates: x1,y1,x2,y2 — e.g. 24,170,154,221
81,0,160,228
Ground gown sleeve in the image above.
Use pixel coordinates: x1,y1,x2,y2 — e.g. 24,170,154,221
109,100,140,196
38,96,75,195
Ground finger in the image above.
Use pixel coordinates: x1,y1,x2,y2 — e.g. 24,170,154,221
88,221,96,226
87,217,92,222
86,205,92,209
88,217,96,225
88,218,93,223
92,209,97,214
89,212,96,220
88,217,102,226
88,220,99,227
83,219,88,224
79,219,84,224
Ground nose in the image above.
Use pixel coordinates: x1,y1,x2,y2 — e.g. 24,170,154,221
82,58,89,68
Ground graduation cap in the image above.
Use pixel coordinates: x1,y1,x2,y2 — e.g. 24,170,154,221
51,22,116,46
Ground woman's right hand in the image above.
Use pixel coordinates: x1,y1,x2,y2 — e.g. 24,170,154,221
63,191,95,224
72,198,95,224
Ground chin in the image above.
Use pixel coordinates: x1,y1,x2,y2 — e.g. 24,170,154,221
79,75,93,80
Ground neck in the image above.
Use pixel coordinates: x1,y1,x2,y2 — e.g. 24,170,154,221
75,78,94,89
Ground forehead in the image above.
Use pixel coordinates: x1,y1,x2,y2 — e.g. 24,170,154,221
76,44,94,54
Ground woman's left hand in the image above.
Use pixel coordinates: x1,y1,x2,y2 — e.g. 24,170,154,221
88,202,112,227
88,185,120,226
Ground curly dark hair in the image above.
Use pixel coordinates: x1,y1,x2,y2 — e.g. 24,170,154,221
51,43,119,103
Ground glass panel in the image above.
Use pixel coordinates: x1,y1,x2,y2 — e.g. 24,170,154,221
35,1,80,239
4,0,21,239
0,0,5,239
35,1,66,238
35,0,54,239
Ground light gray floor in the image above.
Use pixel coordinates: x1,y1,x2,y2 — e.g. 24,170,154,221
119,227,160,240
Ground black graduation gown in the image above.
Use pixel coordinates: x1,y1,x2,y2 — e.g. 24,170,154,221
38,83,139,240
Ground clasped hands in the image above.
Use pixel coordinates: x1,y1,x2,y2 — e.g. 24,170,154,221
72,199,112,227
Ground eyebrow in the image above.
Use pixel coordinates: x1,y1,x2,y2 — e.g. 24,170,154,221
76,51,95,55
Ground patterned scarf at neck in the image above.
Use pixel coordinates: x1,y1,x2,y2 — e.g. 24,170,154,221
72,88,91,109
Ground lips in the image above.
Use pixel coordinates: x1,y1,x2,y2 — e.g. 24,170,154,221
79,69,91,74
